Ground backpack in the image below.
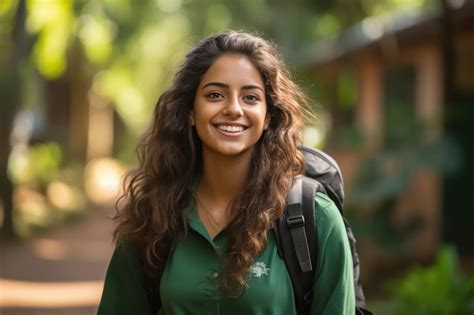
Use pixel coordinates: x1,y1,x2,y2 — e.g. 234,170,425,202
273,146,373,315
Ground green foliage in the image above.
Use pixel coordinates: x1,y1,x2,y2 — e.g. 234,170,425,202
7,143,88,238
387,246,474,315
331,125,366,149
29,142,63,185
77,9,115,64
347,107,461,253
352,108,461,204
346,204,420,252
309,13,342,40
26,0,75,78
8,141,63,188
366,0,435,17
337,70,357,110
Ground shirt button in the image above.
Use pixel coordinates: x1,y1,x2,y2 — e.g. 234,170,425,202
211,272,219,279
215,245,221,253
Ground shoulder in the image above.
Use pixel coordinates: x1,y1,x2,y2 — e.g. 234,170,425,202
314,192,345,229
311,192,356,314
108,241,143,276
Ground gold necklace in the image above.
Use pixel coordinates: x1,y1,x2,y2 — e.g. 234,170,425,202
194,195,225,232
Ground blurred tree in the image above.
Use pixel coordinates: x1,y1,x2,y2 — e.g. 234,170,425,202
0,0,28,239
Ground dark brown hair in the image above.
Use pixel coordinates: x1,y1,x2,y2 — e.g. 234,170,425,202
114,30,307,296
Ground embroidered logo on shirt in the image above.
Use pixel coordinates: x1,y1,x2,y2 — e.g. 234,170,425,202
250,261,270,277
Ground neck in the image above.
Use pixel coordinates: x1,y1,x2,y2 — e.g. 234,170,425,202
198,148,253,206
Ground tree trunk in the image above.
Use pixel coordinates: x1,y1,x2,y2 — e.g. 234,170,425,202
0,0,28,240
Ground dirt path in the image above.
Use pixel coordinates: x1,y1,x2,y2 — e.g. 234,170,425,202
0,208,115,315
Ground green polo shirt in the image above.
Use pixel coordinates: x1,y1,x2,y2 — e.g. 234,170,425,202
98,193,355,315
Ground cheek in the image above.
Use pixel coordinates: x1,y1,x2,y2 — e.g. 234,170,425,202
252,107,268,128
192,105,206,125
192,110,211,139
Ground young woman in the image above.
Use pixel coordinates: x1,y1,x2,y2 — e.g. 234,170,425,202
98,30,355,315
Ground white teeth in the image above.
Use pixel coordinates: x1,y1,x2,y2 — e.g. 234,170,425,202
217,125,245,132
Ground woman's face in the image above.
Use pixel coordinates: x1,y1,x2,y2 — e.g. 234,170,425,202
191,53,268,158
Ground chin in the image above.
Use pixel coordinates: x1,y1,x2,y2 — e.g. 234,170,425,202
219,147,250,157
207,144,254,157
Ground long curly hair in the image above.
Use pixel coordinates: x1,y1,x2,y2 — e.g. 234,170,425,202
114,30,308,297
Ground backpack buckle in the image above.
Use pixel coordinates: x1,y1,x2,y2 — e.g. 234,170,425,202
287,214,305,228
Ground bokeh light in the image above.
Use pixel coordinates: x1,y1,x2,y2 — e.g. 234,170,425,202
83,158,126,205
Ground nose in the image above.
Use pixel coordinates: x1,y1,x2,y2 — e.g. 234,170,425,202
222,95,243,117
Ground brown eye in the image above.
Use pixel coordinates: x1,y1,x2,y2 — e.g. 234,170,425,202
243,95,259,103
207,92,223,100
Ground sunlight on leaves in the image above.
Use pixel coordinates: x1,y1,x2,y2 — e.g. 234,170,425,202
26,0,74,78
135,14,189,99
8,142,63,186
313,13,341,40
367,0,428,17
77,13,117,64
205,4,232,34
157,0,183,13
101,0,132,22
138,14,189,62
91,13,190,134
14,186,51,234
32,26,70,77
93,69,148,133
116,86,148,131
0,0,17,16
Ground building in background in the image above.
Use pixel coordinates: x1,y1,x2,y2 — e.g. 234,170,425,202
305,0,474,282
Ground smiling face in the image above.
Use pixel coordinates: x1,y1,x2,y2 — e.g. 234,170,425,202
191,53,268,158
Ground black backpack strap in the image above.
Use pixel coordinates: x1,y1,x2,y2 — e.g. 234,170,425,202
274,176,321,315
286,177,312,273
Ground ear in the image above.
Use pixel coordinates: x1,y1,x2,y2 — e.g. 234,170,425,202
190,111,195,126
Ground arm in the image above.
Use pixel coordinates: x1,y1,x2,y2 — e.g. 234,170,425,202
311,193,355,315
97,243,154,315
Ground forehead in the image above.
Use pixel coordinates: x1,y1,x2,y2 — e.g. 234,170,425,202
199,54,265,88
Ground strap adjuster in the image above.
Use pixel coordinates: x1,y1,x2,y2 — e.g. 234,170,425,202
287,214,305,228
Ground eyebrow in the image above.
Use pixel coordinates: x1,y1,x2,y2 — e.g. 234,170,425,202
202,82,264,92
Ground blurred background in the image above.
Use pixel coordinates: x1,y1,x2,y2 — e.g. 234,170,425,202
1,0,473,314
